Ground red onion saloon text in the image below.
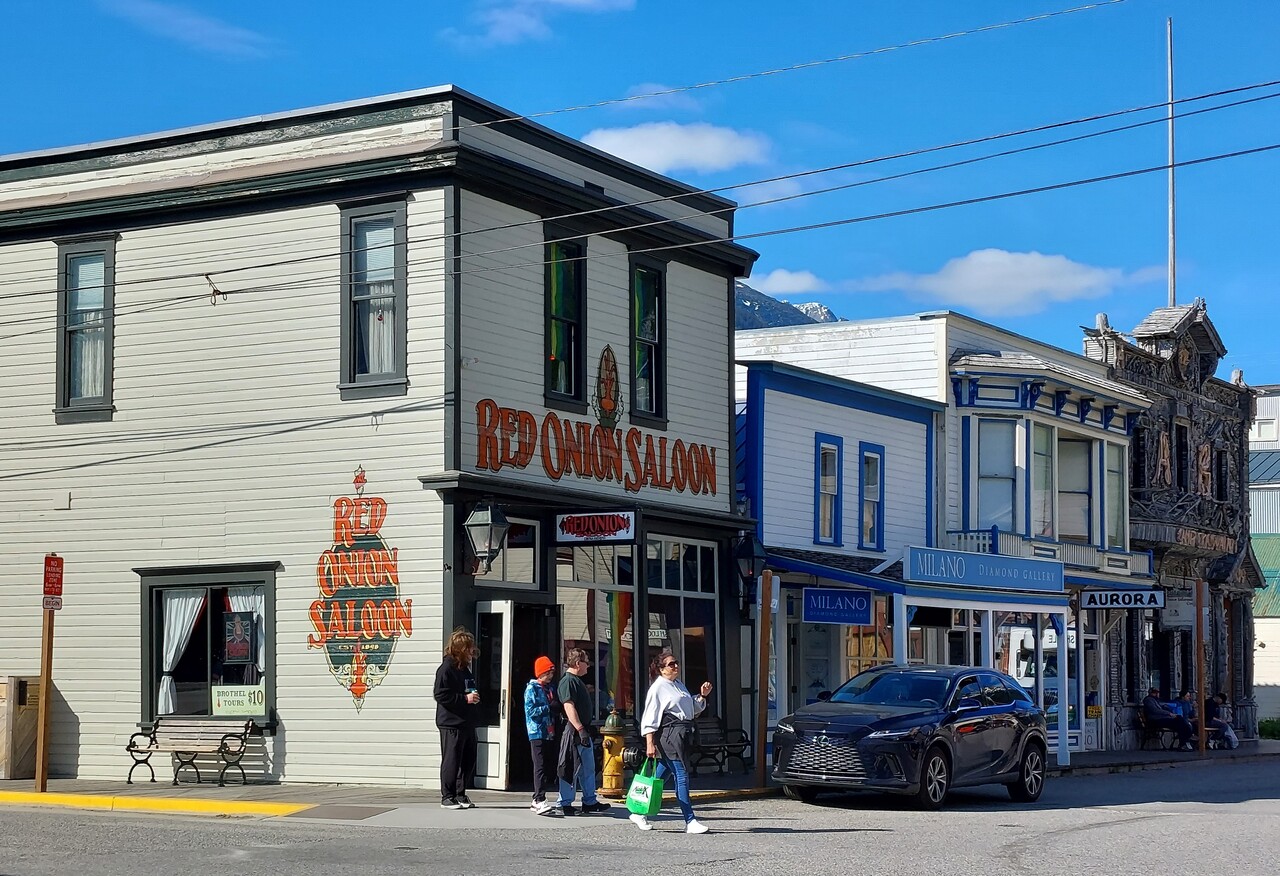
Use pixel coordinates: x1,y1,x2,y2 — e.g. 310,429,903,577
475,399,718,496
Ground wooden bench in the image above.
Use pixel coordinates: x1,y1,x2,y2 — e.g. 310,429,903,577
126,717,255,786
1135,711,1176,751
690,714,753,776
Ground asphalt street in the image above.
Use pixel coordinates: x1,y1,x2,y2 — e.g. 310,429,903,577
1,760,1277,876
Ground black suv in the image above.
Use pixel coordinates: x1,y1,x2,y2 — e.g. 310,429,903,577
772,665,1048,809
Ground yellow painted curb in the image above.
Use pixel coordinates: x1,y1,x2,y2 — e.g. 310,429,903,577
0,790,311,818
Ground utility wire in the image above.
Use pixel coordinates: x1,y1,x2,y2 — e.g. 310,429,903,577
2,77,1275,304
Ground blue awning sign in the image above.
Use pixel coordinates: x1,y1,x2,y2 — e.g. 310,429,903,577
905,545,1064,593
802,587,873,626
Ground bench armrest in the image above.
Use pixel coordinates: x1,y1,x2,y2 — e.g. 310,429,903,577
126,731,156,752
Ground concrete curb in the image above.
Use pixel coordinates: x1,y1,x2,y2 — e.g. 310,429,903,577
1050,750,1280,778
0,790,312,819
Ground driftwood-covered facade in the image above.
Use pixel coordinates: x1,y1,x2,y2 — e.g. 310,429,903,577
1084,300,1263,740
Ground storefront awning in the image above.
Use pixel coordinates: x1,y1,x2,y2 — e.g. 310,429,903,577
765,547,1071,611
1066,574,1159,592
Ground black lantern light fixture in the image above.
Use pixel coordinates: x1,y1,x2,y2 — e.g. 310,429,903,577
733,532,768,609
463,500,511,574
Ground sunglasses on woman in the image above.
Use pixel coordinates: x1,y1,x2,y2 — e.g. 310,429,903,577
662,660,679,669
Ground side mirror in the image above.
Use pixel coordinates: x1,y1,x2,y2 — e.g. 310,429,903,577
817,690,832,701
953,696,982,713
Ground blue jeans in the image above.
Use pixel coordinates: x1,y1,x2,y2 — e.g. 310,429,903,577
654,757,694,823
557,740,598,807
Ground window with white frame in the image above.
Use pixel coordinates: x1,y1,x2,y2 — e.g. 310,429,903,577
814,434,842,545
1106,443,1127,548
977,419,1017,532
1251,418,1278,443
859,443,884,551
1058,436,1092,543
474,519,540,589
1031,423,1055,537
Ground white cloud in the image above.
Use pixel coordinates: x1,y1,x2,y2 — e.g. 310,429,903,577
751,269,830,296
442,0,634,47
98,0,273,57
848,249,1161,317
617,83,703,113
582,122,770,175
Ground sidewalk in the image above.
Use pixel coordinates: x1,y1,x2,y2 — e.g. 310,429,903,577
3,741,1277,825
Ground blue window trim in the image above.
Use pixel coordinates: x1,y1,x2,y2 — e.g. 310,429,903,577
961,416,972,530
858,441,886,552
814,432,844,546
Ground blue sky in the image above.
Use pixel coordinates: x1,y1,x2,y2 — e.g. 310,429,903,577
3,0,1277,381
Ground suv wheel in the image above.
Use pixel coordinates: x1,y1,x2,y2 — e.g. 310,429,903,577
783,784,819,803
915,746,950,810
1007,742,1046,802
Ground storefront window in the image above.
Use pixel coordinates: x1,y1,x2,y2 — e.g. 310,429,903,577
844,595,892,677
556,544,635,721
643,536,721,713
998,613,1079,731
475,519,539,589
141,569,274,722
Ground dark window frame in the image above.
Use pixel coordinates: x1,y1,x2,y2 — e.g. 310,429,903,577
628,253,668,429
137,563,278,729
338,199,408,401
543,225,588,413
54,236,117,424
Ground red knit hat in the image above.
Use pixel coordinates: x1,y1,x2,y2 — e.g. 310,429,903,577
534,656,555,677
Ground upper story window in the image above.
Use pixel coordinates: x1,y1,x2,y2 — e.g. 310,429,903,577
1031,423,1055,537
1105,442,1127,549
1173,421,1190,492
545,237,586,406
1058,437,1093,544
977,419,1016,531
814,434,842,545
859,443,885,551
55,238,117,423
630,256,666,424
339,201,407,400
1214,449,1229,502
1251,418,1278,443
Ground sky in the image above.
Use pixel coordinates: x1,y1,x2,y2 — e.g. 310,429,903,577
2,0,1277,382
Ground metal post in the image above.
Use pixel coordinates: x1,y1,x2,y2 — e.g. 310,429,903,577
893,596,909,666
754,569,774,788
1056,610,1070,768
980,610,994,668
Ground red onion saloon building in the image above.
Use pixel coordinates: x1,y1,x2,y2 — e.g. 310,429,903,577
0,87,755,789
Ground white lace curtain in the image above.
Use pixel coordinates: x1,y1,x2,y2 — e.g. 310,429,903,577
226,586,266,685
353,217,396,375
158,588,207,715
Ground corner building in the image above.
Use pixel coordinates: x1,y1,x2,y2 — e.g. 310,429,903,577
0,88,755,787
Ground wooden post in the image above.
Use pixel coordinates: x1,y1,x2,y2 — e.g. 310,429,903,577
754,569,774,789
1195,578,1206,754
34,608,54,793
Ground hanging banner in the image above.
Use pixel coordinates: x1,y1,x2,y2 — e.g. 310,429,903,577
801,588,872,626
1081,589,1165,609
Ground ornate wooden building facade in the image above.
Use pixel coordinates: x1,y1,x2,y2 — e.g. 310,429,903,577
1084,300,1262,739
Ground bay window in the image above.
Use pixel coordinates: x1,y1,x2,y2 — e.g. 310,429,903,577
977,419,1017,531
1106,443,1127,548
1031,423,1055,537
1058,437,1092,543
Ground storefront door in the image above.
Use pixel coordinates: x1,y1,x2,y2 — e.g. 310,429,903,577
474,600,514,790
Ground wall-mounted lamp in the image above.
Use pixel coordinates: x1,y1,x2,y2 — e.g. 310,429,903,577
464,500,510,574
733,532,767,610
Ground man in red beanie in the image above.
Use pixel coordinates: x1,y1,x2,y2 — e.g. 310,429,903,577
523,655,562,815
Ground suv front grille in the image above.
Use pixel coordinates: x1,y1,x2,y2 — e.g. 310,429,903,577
784,738,867,779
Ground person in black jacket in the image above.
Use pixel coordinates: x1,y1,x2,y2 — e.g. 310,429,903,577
434,626,480,810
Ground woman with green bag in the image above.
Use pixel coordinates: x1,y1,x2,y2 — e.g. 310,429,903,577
632,649,712,834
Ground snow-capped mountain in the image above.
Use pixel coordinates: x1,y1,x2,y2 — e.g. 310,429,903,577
789,302,844,323
735,282,845,330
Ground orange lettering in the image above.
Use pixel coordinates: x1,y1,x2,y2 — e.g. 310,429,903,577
476,399,502,471
333,497,356,547
308,599,328,647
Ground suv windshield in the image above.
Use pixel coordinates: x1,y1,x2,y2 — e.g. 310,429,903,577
829,671,951,708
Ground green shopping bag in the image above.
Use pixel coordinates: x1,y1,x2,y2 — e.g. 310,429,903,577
625,757,664,816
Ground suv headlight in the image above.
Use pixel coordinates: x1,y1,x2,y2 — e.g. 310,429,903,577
867,727,918,740
775,720,796,735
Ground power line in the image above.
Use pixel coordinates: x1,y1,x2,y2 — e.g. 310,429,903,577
3,77,1275,306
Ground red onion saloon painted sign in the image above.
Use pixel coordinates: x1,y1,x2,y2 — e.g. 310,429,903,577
307,468,413,711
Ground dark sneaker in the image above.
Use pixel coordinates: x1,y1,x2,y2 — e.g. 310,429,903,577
441,798,464,810
559,805,579,816
581,801,612,813
457,794,476,809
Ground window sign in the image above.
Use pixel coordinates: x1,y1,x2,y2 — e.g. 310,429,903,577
223,611,255,665
802,588,872,625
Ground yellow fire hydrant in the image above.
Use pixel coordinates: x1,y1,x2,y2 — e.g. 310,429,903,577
599,708,627,798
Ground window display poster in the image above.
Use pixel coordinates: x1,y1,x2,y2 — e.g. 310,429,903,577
224,611,255,665
212,684,266,716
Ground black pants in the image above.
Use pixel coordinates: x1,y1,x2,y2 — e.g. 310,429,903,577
1151,715,1193,746
439,726,477,801
530,737,558,802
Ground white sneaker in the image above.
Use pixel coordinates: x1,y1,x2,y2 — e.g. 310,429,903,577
534,799,557,815
685,819,709,835
629,813,652,831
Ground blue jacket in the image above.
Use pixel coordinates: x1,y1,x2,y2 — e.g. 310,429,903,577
524,679,561,740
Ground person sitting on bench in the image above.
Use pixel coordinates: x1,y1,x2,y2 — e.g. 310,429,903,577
1143,687,1194,750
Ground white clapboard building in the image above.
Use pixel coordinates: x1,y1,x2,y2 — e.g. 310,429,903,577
0,88,755,787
